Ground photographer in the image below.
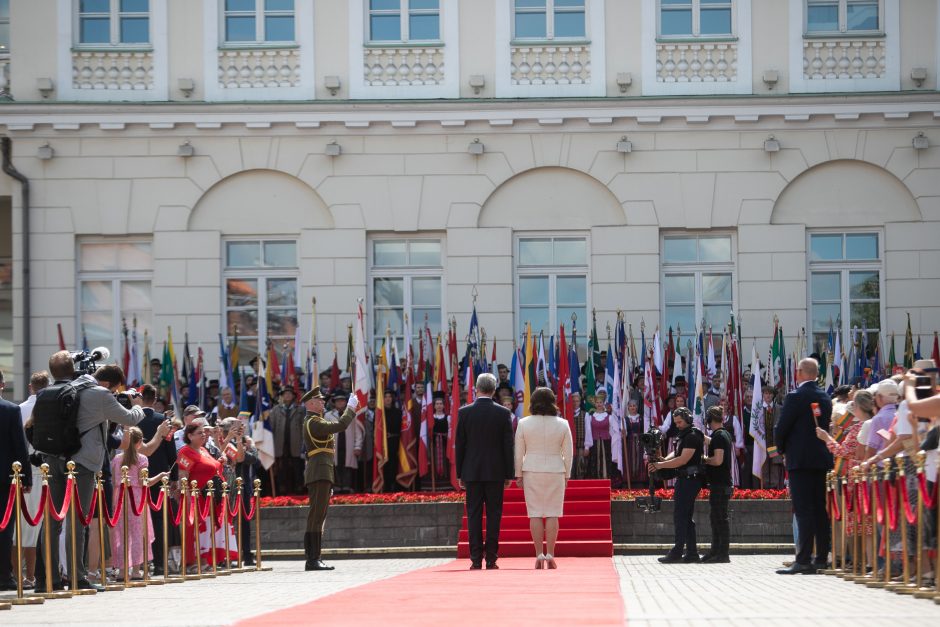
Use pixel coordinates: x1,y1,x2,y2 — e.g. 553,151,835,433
647,407,704,564
34,353,144,593
702,406,733,563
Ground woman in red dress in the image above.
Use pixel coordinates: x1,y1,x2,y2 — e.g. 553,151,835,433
177,421,226,571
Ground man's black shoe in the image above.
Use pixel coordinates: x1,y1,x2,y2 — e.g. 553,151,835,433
310,560,335,571
682,554,702,563
776,562,817,575
485,562,499,570
469,562,482,570
657,554,683,564
76,580,105,592
701,554,731,563
0,581,17,591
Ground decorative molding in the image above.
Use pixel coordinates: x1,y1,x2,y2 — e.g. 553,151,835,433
217,48,302,89
495,0,606,98
510,45,590,86
788,0,900,93
72,50,155,90
363,46,445,86
655,42,737,84
0,53,9,98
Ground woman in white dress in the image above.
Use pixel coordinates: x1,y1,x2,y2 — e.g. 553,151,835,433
514,387,574,570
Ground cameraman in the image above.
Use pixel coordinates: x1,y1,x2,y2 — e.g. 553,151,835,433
35,353,144,593
648,407,704,563
702,406,733,563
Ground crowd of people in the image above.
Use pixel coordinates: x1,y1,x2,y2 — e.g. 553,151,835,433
0,352,257,593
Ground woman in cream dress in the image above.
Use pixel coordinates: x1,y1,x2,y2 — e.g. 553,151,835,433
514,387,574,569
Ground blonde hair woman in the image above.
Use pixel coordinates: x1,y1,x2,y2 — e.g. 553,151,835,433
514,387,574,569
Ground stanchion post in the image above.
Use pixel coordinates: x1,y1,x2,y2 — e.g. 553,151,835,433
891,454,915,594
220,481,232,576
138,468,161,586
37,463,71,600
120,466,145,588
253,479,270,571
180,478,188,582
911,452,934,599
823,472,837,574
10,462,44,606
66,461,95,596
839,471,848,574
868,458,892,588
207,480,218,576
236,478,244,572
192,480,204,578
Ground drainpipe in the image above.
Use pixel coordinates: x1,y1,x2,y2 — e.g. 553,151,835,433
1,137,31,388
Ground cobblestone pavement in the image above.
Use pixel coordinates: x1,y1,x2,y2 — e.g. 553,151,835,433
3,556,940,626
615,555,940,627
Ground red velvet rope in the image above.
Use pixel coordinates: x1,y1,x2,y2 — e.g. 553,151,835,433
104,483,125,529
48,477,75,522
845,481,855,513
197,493,211,522
227,495,241,520
829,484,842,522
126,485,147,517
70,482,98,527
917,473,937,509
20,485,46,527
168,494,184,527
147,487,165,512
861,481,872,516
0,483,15,531
898,477,917,525
886,480,898,531
242,495,258,521
874,480,885,524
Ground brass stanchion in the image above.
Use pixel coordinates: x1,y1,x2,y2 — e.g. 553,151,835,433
97,472,123,592
911,452,935,599
853,466,873,583
66,461,96,596
205,480,218,578
235,477,245,573
890,454,915,594
37,463,71,600
860,464,880,586
868,458,892,588
121,466,145,589
217,481,232,577
162,476,182,584
179,479,188,581
139,468,161,586
839,471,848,575
192,480,207,579
254,478,271,571
821,471,838,574
10,462,44,606
839,469,857,580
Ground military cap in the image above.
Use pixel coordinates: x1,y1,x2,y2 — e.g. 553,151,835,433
301,386,326,404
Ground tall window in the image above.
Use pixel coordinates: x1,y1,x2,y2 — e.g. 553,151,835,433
368,0,440,43
77,0,150,45
0,201,11,393
224,240,298,365
370,238,443,354
806,0,880,34
79,241,153,352
809,232,881,354
662,234,734,333
516,237,588,339
223,0,295,43
513,0,586,40
659,0,733,38
0,0,10,53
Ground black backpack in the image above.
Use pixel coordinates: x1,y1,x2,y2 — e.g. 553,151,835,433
29,378,97,457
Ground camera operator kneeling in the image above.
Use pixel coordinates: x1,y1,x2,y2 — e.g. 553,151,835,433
701,406,732,563
647,407,704,563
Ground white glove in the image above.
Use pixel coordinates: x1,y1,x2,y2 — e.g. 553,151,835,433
347,393,360,412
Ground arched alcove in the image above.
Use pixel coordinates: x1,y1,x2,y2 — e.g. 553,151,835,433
188,169,334,233
478,167,626,229
772,160,921,226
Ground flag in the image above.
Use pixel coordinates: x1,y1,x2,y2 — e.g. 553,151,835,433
128,317,142,388
834,329,843,387
523,323,535,416
584,329,597,411
558,324,573,456
251,374,275,470
642,357,658,431
285,342,300,397
353,302,372,411
142,329,151,385
82,325,89,352
229,327,239,385
373,347,388,493
904,313,914,369
121,318,130,377
771,320,783,391
605,337,616,401
447,365,461,490
933,332,940,367
397,348,417,489
329,346,340,391
465,355,475,404
309,297,319,391
265,341,279,397
418,379,432,477
57,323,67,351
888,332,897,371
748,343,766,480
161,328,181,411
915,334,922,361
706,329,716,378
692,343,705,430
510,344,525,419
217,333,230,392
196,345,205,409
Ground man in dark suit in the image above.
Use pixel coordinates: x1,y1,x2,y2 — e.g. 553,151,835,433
774,358,833,574
456,372,514,570
137,384,178,575
0,369,32,591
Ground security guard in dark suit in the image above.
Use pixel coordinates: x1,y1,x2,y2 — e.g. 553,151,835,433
302,386,359,571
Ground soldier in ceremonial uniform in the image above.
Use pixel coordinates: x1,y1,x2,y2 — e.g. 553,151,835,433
301,386,359,571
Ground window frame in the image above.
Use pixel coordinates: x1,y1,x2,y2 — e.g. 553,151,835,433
367,0,442,44
660,233,736,335
512,0,588,42
657,0,736,40
76,239,154,354
0,0,10,53
220,0,297,46
806,229,884,355
74,0,152,48
222,237,300,366
368,235,446,355
514,233,591,345
804,0,883,36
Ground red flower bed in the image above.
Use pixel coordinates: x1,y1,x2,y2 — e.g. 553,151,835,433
260,488,789,508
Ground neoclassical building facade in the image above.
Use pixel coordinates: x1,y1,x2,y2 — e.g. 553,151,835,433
0,0,939,395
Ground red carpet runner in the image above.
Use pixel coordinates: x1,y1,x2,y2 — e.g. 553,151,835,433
457,479,613,558
239,557,624,626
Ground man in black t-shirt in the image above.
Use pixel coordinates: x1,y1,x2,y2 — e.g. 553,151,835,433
702,406,733,563
648,407,704,563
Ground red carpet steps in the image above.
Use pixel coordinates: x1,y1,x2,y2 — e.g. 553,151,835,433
457,479,613,558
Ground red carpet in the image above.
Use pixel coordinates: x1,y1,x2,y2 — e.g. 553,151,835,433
238,557,624,626
457,479,614,558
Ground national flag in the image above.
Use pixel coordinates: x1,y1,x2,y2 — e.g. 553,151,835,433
128,317,142,388
142,329,151,385
932,332,939,367
491,337,498,377
558,324,573,453
904,313,914,369
448,364,461,490
161,328,181,411
834,329,843,386
523,323,535,416
229,327,239,385
353,301,372,411
217,333,230,392
748,343,766,479
771,319,783,391
330,346,340,391
196,345,205,409
510,343,525,419
536,332,548,386
251,373,275,470
308,297,319,391
265,341,279,397
465,355,475,404
121,318,130,377
418,379,433,477
605,337,616,401
706,329,717,378
590,313,601,377
584,329,597,412
285,342,300,397
915,335,922,361
417,320,427,382
397,348,417,490
692,343,706,430
57,323,67,351
642,356,658,431
888,332,897,371
434,333,445,392
238,369,250,413
373,345,388,493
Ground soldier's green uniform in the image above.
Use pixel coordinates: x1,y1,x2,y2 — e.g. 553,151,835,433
302,386,356,571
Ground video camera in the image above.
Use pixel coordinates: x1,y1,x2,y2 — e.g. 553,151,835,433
636,426,674,514
71,346,111,376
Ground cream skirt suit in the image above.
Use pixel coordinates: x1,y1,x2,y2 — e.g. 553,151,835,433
514,415,574,518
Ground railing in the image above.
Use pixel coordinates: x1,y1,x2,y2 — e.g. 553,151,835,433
510,44,591,85
72,49,154,91
0,51,10,98
655,41,738,83
362,45,446,86
802,37,886,80
218,47,302,89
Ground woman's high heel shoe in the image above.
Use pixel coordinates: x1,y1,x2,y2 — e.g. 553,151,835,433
535,554,545,569
545,554,557,569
